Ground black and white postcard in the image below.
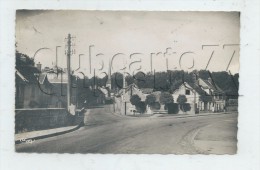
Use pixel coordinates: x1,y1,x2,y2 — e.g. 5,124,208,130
0,1,259,170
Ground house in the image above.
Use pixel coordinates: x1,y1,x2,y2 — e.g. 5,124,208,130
116,83,163,115
116,83,145,115
15,66,53,108
197,78,226,112
172,82,204,114
118,83,148,102
172,78,226,114
44,68,77,108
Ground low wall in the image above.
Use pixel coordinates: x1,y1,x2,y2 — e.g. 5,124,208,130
15,108,84,133
226,105,238,112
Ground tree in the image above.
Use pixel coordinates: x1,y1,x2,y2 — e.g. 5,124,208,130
167,103,179,114
130,94,141,106
16,52,35,67
111,72,123,89
159,92,174,105
125,75,134,86
177,94,187,104
136,101,146,113
145,94,156,106
130,95,146,114
177,95,188,111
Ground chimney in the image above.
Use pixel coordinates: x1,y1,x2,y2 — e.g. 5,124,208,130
36,62,42,71
208,77,213,84
192,71,199,85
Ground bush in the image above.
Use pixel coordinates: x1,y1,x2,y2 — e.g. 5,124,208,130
160,92,174,105
182,103,191,112
145,94,156,106
167,103,179,114
177,95,191,112
177,95,187,104
130,94,141,106
136,101,146,113
151,102,161,110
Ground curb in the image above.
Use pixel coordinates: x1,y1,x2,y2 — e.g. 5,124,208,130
157,112,236,119
15,122,84,145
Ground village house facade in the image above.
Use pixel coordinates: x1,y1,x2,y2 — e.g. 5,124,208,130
116,76,227,115
197,78,226,112
172,78,226,114
172,82,201,114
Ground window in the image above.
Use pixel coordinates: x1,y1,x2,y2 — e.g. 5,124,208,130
185,89,190,95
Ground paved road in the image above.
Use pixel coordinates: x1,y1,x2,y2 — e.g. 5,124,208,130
16,105,237,154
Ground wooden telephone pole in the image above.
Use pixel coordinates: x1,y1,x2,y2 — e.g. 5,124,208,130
66,34,71,111
65,34,76,114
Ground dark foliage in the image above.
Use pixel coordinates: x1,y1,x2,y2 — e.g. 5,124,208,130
151,102,161,110
177,95,191,112
177,95,187,104
16,52,35,67
130,94,141,106
136,101,146,114
160,92,174,105
182,103,191,112
167,103,179,114
145,94,157,106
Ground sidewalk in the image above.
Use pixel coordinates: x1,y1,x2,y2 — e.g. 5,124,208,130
151,111,236,118
193,115,238,154
15,124,82,144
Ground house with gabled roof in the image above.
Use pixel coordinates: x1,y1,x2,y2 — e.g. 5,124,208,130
116,83,165,115
197,77,226,112
172,78,226,114
198,77,225,98
118,83,147,102
172,82,204,114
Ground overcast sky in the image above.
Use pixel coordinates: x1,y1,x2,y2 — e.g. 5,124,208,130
16,10,240,77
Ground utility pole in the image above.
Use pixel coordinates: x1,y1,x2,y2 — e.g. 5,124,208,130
192,71,199,114
66,34,71,111
65,34,76,114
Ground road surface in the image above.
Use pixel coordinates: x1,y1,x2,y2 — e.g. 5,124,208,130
16,105,237,154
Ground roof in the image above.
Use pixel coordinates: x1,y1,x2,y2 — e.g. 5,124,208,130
172,82,206,96
38,73,47,84
15,69,28,83
188,82,208,96
47,72,69,84
140,88,154,94
118,83,139,95
15,66,40,84
43,66,64,74
199,78,224,94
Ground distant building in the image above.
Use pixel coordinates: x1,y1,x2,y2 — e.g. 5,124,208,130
43,67,77,108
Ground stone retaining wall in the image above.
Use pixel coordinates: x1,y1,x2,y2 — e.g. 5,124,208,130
15,108,84,133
